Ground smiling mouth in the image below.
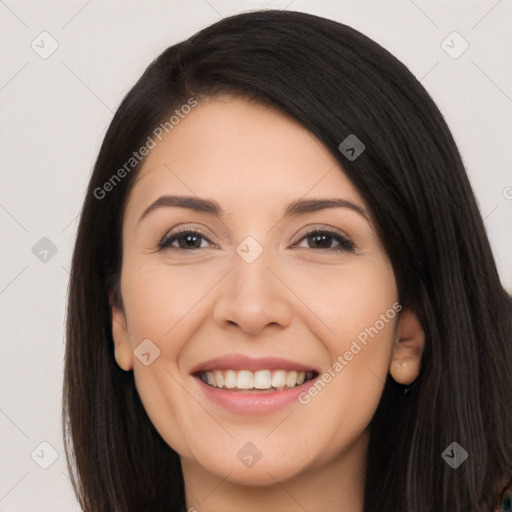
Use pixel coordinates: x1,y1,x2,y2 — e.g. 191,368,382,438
195,369,318,392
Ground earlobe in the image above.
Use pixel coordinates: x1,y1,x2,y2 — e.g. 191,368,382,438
110,296,134,372
389,307,425,385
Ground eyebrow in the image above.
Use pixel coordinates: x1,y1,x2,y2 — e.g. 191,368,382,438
137,195,371,225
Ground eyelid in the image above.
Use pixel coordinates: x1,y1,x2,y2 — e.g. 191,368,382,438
294,223,350,238
291,224,355,247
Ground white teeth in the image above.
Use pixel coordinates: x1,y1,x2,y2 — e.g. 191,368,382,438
236,370,254,389
254,370,271,389
199,369,314,390
224,370,237,388
271,370,286,388
213,370,224,388
285,370,298,388
205,371,215,386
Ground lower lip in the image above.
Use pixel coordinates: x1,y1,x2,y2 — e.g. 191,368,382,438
194,376,317,415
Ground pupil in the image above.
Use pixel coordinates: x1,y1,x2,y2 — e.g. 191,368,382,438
180,234,201,249
310,234,331,249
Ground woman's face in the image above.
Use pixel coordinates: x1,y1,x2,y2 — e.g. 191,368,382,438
112,95,421,487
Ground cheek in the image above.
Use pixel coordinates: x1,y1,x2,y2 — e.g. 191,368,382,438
122,259,220,337
280,256,397,345
288,259,397,433
131,359,199,458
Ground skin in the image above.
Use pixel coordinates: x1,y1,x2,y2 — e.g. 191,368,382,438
111,95,425,512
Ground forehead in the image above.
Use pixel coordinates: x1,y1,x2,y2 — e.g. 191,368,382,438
125,96,367,222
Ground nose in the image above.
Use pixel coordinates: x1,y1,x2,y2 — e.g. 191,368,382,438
213,245,294,336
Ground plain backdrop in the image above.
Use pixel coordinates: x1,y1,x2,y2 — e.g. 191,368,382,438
0,1,511,510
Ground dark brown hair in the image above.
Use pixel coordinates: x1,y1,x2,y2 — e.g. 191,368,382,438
62,9,512,511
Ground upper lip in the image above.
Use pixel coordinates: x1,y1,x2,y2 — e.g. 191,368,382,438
190,354,318,375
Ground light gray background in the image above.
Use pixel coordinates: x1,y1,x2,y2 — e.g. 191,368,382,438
1,1,511,510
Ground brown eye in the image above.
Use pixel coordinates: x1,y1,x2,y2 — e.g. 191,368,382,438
296,228,355,252
159,230,213,251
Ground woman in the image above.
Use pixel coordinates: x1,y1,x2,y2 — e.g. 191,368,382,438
62,9,512,512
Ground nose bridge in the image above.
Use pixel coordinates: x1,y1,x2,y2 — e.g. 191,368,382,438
212,234,293,334
233,235,272,291
231,233,278,305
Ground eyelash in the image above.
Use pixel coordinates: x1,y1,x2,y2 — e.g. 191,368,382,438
158,228,355,253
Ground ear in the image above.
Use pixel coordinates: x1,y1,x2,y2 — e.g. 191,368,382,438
389,307,425,385
110,293,134,372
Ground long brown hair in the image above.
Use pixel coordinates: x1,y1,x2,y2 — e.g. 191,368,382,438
63,9,512,511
